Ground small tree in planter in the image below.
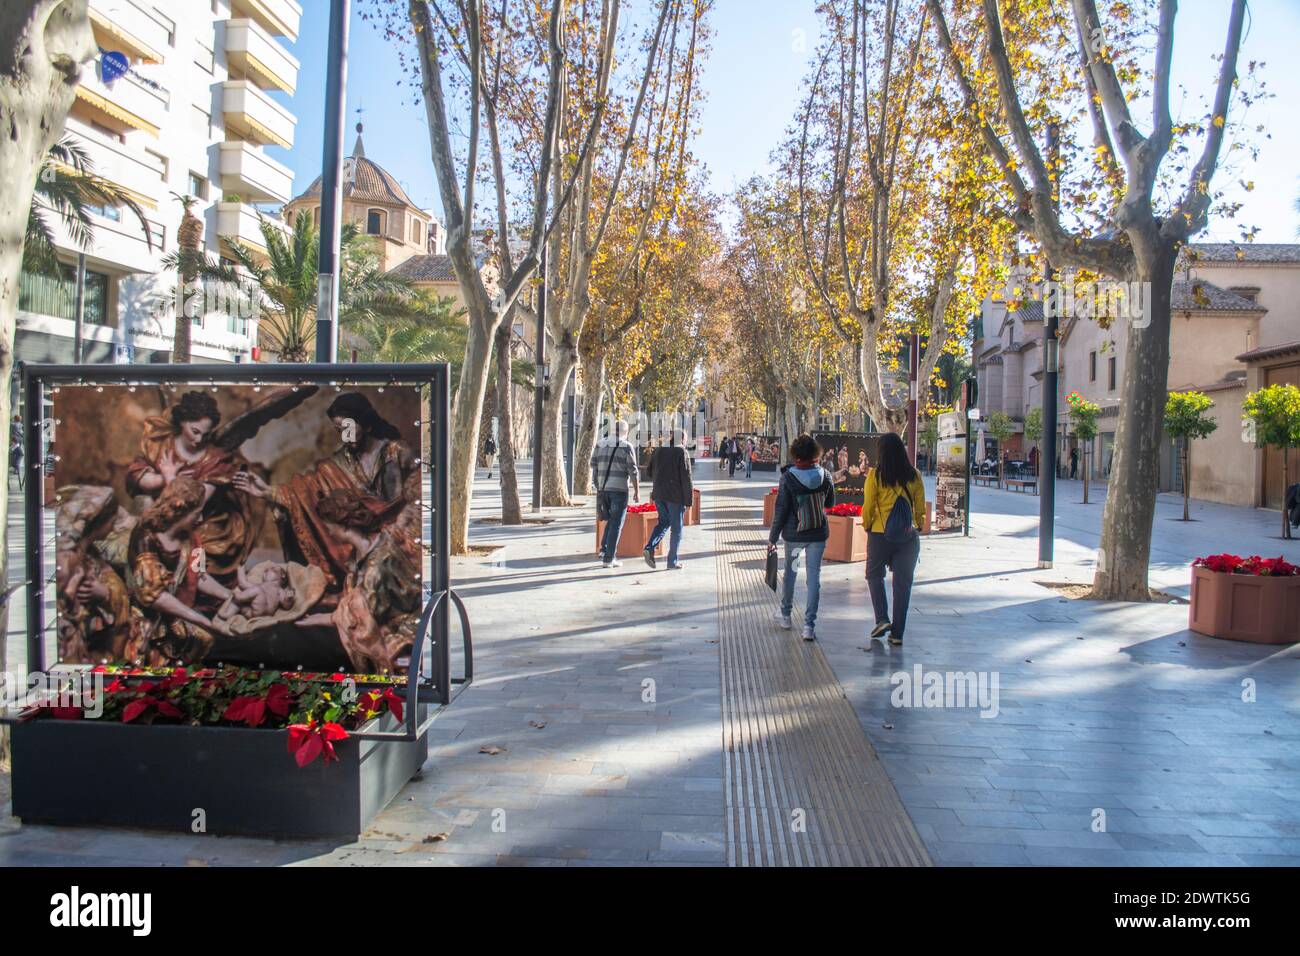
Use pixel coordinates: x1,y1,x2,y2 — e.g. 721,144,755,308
919,417,938,475
1164,391,1218,522
986,412,1015,489
1068,397,1101,504
1242,383,1300,539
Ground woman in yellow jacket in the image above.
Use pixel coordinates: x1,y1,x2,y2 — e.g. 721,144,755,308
861,432,926,645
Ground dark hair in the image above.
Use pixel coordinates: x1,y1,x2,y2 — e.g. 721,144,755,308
172,391,220,430
876,432,917,488
789,433,821,464
326,392,401,441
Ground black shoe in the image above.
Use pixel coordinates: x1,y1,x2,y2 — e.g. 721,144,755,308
870,620,892,640
888,631,903,646
643,548,657,569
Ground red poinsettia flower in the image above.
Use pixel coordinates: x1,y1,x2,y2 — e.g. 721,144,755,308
286,721,349,767
383,687,404,723
265,683,294,718
222,694,268,728
121,695,182,723
826,503,863,517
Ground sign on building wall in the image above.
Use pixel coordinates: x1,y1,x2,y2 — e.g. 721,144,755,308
51,384,422,675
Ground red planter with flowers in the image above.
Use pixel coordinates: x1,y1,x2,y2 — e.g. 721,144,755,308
1189,554,1300,644
596,503,667,559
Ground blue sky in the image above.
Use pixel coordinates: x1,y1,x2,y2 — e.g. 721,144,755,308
276,0,1300,242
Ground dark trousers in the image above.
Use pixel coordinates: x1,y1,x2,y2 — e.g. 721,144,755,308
866,531,920,639
727,455,737,477
647,500,685,565
598,490,629,562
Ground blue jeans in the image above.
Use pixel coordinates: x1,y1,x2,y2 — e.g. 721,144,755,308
745,456,752,478
598,490,629,563
647,500,685,565
781,540,826,629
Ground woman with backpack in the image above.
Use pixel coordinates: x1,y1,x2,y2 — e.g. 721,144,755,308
862,431,926,645
767,434,835,641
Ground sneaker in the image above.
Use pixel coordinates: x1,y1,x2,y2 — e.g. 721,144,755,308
888,632,903,646
801,626,816,642
666,563,683,570
773,611,792,630
643,548,657,569
601,560,612,568
608,559,622,568
870,620,892,640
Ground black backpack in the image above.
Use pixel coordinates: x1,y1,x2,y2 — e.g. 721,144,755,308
884,492,916,544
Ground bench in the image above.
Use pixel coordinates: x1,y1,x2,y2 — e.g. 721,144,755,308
973,476,997,487
1006,478,1038,493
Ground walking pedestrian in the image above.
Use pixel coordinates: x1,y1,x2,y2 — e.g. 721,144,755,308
1069,446,1078,480
483,434,497,479
862,432,925,646
644,429,693,570
726,436,738,478
744,437,754,479
591,420,641,568
768,434,835,641
718,436,730,471
9,433,23,490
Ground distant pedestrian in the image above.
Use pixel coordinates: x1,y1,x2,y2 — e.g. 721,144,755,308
768,434,835,641
1069,446,1078,479
1029,445,1039,476
718,436,729,471
862,432,925,646
9,435,23,490
591,420,641,568
726,436,738,478
483,434,497,479
744,437,754,479
644,429,693,570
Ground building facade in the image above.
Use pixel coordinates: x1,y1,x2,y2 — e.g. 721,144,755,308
17,0,302,367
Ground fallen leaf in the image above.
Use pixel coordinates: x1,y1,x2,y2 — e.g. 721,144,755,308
423,832,449,843
528,720,547,729
882,722,894,730
480,744,507,755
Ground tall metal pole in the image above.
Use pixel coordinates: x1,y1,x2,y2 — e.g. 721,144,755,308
531,245,547,511
314,0,349,364
906,331,920,461
964,377,975,537
72,252,86,363
1038,122,1061,568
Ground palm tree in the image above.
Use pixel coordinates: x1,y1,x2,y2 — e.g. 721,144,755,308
222,211,417,362
172,192,203,362
24,135,150,276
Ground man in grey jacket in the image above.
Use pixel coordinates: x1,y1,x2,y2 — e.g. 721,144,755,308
592,421,640,568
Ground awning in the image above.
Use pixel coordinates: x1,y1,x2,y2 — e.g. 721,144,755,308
89,9,164,65
233,50,294,95
74,85,159,137
51,161,158,211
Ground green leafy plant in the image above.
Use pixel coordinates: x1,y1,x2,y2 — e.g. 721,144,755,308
1164,391,1218,521
1242,383,1300,539
1069,397,1101,504
986,411,1015,488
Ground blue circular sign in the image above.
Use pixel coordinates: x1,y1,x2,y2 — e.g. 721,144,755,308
100,51,129,84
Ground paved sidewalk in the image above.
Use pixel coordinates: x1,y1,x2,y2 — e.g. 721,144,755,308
2,463,1298,866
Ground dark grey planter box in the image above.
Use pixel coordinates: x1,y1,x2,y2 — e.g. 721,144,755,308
11,710,428,839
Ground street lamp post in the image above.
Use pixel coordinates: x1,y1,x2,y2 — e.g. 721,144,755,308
1038,121,1061,568
314,0,349,364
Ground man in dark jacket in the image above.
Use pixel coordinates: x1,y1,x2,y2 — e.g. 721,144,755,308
644,430,693,569
767,434,835,641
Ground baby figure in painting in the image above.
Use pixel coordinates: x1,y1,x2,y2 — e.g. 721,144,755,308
219,562,296,622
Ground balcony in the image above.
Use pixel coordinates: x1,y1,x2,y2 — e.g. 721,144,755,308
214,202,289,259
230,0,301,41
75,66,168,137
224,18,299,94
88,0,170,64
66,118,166,212
218,141,293,204
221,80,295,149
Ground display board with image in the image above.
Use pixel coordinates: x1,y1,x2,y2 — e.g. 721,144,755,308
747,435,782,471
51,383,422,676
810,431,882,506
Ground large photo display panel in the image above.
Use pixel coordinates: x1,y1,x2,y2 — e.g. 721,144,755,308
811,431,881,507
52,383,423,676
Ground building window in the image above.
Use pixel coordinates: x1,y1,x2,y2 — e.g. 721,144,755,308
87,202,121,222
191,106,210,137
19,266,109,325
410,219,422,244
1108,356,1117,390
189,172,209,200
147,221,166,251
366,209,384,236
1228,286,1259,304
1089,351,1097,382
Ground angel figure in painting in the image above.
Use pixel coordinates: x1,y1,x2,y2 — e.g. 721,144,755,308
233,392,420,591
126,387,320,581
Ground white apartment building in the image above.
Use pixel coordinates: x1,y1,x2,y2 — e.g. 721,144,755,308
16,0,302,366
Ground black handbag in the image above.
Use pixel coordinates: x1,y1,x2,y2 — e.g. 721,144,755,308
765,549,779,591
